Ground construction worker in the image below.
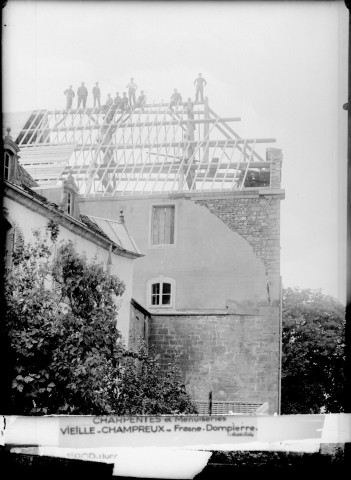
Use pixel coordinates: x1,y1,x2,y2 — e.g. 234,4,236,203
64,85,75,110
169,89,182,111
120,92,129,111
136,90,147,111
92,82,101,108
185,97,195,138
126,77,138,106
184,97,194,117
77,82,88,109
194,73,207,102
114,92,122,108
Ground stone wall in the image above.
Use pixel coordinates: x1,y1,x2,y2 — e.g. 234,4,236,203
149,310,280,415
194,191,284,275
129,299,150,352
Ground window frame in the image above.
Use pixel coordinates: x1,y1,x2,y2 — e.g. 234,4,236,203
67,191,73,216
4,151,11,181
147,276,175,309
149,204,177,248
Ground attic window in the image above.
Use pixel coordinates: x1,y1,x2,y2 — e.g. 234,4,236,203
67,191,73,215
4,152,10,181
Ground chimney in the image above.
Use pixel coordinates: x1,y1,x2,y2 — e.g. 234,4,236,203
266,148,283,188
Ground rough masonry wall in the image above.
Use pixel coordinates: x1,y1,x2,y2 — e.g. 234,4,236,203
149,311,280,415
129,300,150,352
195,193,283,275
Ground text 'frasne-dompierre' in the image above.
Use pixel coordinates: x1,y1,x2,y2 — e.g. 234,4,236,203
60,416,258,438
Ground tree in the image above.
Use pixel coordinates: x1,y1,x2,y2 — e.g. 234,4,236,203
281,287,345,414
4,223,197,415
114,345,198,415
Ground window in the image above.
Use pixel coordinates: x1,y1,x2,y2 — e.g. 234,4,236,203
147,277,175,308
67,191,73,215
4,152,10,180
151,282,171,306
151,205,175,245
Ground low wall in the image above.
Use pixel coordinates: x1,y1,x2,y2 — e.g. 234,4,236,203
149,311,280,415
128,299,150,351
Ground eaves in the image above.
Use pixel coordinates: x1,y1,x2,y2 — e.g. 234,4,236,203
4,181,143,260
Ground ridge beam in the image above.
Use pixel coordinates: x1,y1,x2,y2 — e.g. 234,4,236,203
28,117,242,133
74,138,276,150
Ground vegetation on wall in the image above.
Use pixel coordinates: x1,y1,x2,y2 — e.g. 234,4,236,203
4,220,197,415
281,287,345,414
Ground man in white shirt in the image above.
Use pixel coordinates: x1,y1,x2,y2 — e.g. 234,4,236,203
126,77,138,106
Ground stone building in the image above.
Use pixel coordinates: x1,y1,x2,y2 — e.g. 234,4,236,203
3,96,284,414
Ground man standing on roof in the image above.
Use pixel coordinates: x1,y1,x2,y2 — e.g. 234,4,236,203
77,82,88,109
64,85,75,110
194,73,207,102
126,77,138,106
92,82,101,108
169,88,182,111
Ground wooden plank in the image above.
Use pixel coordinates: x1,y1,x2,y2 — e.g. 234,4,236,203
73,138,275,151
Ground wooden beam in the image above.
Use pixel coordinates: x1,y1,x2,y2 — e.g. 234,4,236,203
63,161,270,175
21,117,242,134
73,138,276,151
209,107,265,163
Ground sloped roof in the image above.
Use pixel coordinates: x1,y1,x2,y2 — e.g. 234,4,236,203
86,215,140,255
18,165,39,188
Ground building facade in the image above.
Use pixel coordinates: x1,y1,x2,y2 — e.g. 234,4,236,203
3,97,285,414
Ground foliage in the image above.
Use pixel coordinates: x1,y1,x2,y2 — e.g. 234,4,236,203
115,344,198,415
281,287,345,414
5,223,197,415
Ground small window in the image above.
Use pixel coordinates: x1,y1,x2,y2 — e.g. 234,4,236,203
151,205,175,245
148,277,175,308
67,191,73,215
4,152,10,180
151,282,171,306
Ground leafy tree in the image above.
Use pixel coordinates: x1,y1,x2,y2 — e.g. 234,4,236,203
281,287,345,414
114,344,198,415
4,223,197,415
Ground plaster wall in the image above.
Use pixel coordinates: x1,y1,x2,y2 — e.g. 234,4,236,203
4,196,134,343
79,195,272,312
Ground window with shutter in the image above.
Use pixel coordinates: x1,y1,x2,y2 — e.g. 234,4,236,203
151,205,175,245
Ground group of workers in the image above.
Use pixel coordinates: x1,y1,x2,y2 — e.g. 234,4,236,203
63,73,207,113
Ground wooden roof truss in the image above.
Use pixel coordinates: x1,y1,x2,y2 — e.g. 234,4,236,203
13,100,276,196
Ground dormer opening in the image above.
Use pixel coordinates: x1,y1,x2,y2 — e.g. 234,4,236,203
67,191,73,216
4,151,10,181
3,128,21,184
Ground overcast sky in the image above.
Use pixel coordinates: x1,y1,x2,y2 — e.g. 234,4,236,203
2,0,348,303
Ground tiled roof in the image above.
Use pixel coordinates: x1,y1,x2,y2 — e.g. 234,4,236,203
18,164,39,188
79,214,111,241
6,163,140,257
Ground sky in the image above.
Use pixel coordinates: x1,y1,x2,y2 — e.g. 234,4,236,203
2,0,348,304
